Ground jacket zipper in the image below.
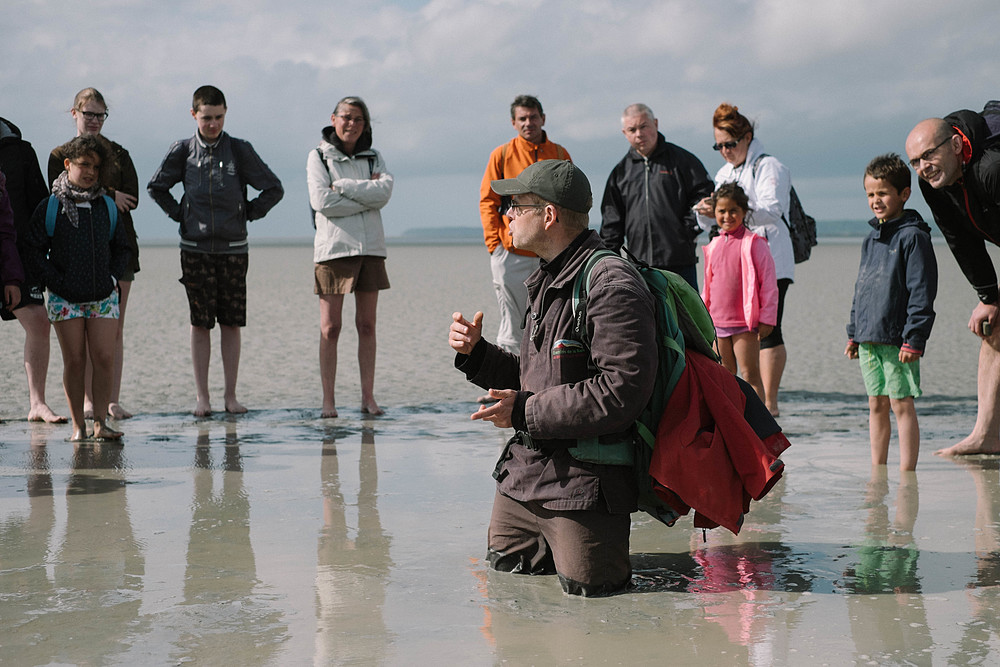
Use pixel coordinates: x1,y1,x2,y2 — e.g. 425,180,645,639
208,145,216,253
961,181,998,245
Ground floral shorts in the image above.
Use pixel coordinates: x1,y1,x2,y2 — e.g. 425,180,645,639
46,288,120,323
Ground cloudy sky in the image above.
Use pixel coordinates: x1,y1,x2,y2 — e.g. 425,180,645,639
3,0,996,241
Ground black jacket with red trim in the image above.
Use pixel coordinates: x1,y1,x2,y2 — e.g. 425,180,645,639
920,109,1000,304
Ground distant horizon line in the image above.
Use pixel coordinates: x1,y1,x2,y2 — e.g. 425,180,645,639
132,219,929,246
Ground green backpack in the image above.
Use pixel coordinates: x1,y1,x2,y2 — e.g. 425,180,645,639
571,247,717,526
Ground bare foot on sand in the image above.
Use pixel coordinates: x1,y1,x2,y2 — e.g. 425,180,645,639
193,398,212,417
361,400,384,416
93,421,124,441
28,404,68,424
321,405,339,418
225,399,247,414
69,427,90,442
934,433,1000,457
108,402,133,420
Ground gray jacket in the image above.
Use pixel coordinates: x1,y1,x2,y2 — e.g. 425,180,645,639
147,132,283,254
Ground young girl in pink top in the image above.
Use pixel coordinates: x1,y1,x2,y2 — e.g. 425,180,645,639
702,182,778,400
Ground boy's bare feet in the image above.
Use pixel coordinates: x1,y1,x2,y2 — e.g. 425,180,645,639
321,405,339,418
69,428,90,442
361,400,384,416
224,398,247,414
28,404,68,424
108,402,133,420
93,421,124,441
194,398,212,417
934,433,1000,457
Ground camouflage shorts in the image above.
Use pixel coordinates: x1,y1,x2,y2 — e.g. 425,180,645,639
179,250,248,329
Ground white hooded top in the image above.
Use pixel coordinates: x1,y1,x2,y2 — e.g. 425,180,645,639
308,139,393,263
696,138,794,281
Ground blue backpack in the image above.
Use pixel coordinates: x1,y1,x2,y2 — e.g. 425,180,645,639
45,194,117,238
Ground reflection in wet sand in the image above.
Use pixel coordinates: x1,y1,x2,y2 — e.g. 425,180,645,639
953,459,1000,664
4,399,1000,662
170,421,285,664
0,432,56,663
315,425,393,663
843,468,931,663
1,432,147,664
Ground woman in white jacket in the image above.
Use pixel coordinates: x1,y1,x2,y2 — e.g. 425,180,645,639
695,103,793,417
308,96,393,418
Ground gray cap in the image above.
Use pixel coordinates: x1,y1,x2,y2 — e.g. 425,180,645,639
491,159,592,213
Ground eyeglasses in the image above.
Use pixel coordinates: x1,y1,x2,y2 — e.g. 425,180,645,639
78,110,108,122
712,137,743,151
908,135,953,168
502,202,546,218
336,115,365,125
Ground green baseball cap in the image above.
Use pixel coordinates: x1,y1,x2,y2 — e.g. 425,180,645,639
491,159,592,213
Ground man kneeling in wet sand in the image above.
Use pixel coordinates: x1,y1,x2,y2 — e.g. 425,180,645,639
906,108,1000,456
449,160,657,596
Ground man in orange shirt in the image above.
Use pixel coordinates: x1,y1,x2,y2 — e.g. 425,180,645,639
480,95,571,354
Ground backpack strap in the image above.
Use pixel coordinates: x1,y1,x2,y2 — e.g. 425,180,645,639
750,152,769,178
572,249,621,346
103,195,118,238
46,194,119,239
750,152,793,234
45,195,58,237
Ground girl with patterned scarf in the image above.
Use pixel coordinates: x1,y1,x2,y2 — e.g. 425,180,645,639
24,135,130,441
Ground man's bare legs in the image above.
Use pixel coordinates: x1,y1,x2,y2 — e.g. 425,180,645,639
190,324,246,416
760,344,786,417
319,294,344,418
936,335,1000,456
355,290,382,415
14,304,66,423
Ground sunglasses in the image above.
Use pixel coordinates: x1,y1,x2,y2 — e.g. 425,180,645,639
712,138,743,151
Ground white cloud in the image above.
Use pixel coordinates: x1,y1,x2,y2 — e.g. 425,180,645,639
1,0,998,239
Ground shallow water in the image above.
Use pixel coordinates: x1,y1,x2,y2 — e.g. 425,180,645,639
2,242,1000,665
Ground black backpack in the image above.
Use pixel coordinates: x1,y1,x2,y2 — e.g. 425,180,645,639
752,154,817,264
982,100,1000,143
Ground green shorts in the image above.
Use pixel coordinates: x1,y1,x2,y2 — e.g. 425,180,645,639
859,342,921,399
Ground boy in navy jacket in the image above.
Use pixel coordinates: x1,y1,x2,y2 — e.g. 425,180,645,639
846,154,937,471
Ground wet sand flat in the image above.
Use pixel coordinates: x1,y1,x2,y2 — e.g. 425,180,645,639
2,243,1000,664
